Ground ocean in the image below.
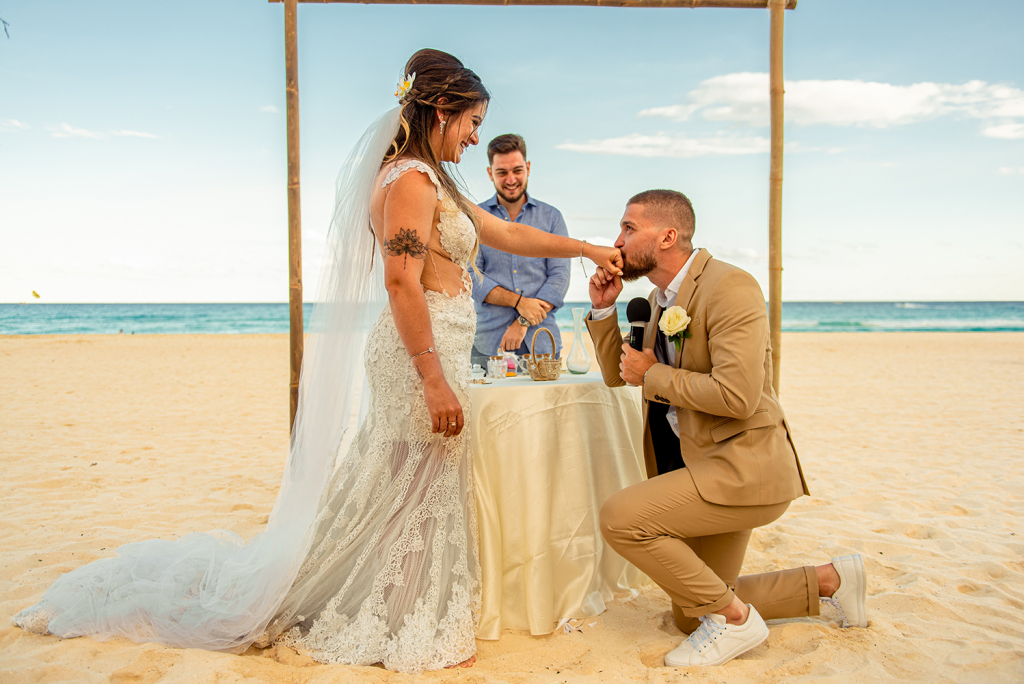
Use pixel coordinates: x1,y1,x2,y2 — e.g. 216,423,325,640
2,301,1023,335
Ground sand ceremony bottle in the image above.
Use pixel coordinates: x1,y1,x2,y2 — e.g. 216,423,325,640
566,307,591,374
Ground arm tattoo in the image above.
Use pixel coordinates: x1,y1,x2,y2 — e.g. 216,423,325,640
384,227,428,268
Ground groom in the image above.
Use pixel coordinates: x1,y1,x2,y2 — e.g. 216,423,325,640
586,189,868,667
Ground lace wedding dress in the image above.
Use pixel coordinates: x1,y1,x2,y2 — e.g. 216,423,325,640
256,160,481,671
13,104,482,674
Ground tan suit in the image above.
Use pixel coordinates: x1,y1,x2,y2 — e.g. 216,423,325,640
587,250,818,630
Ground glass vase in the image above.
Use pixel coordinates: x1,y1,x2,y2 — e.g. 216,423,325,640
566,307,591,374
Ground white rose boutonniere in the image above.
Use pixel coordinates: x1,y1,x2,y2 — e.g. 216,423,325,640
659,306,692,353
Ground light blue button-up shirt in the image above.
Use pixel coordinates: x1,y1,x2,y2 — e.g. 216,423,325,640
472,193,571,357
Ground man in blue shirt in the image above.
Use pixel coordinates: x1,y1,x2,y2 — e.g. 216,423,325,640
472,134,571,366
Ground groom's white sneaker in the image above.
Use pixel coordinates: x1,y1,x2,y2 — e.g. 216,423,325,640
664,604,769,667
821,553,868,628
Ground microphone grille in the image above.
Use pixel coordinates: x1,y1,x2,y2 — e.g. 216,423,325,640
625,297,652,323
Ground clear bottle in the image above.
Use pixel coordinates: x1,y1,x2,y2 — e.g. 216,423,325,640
503,350,518,377
565,307,592,374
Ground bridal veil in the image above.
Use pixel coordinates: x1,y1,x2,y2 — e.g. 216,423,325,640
13,108,402,652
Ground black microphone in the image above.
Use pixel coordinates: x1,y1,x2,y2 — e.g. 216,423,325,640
625,298,651,352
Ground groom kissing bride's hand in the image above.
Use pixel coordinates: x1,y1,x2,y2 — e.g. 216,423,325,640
588,259,658,385
586,189,869,668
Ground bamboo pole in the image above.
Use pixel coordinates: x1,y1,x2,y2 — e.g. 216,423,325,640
285,0,303,431
272,0,796,7
767,0,784,394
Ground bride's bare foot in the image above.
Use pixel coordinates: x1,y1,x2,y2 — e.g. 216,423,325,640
445,655,476,669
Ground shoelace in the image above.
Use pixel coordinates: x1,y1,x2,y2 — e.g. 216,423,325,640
820,596,849,627
687,614,726,653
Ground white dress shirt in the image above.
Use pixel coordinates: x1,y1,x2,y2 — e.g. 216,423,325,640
590,248,700,437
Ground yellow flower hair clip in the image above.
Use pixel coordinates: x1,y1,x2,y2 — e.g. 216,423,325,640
395,72,416,100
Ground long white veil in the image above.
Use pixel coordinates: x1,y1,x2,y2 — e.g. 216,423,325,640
13,107,402,652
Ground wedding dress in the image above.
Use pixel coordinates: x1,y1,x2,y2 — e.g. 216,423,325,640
259,159,481,670
13,109,481,674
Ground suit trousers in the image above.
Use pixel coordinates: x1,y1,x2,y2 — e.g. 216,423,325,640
599,467,819,633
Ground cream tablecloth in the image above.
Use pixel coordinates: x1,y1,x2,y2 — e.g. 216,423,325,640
470,371,649,639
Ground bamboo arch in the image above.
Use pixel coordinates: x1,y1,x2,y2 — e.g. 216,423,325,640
272,0,795,430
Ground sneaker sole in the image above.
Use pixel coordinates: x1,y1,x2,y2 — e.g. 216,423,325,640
665,628,769,667
850,554,867,628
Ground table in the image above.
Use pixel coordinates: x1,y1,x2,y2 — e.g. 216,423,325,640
469,371,650,639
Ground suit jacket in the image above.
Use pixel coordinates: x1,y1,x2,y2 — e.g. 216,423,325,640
586,250,809,507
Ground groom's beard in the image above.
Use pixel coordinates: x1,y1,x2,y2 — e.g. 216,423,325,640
620,243,658,282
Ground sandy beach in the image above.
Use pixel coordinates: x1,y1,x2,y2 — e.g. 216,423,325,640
1,332,1022,683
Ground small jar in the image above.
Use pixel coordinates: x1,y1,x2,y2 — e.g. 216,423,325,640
487,356,505,379
503,351,518,377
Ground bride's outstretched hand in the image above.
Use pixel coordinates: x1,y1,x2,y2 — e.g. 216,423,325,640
585,243,623,277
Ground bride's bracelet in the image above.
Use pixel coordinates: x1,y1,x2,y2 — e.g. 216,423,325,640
579,239,588,279
410,346,435,359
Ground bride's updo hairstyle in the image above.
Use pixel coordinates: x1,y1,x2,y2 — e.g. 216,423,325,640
386,48,490,231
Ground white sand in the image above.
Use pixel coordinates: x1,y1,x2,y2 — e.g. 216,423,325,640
1,332,1022,682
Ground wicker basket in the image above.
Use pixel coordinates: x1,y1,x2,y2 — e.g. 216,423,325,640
525,328,562,381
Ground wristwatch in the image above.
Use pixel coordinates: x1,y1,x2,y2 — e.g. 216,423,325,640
517,315,530,327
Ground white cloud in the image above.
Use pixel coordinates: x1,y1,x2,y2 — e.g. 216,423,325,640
987,87,1024,118
260,105,280,114
998,166,1024,175
639,104,701,121
1,118,30,132
783,141,846,154
557,133,769,158
111,130,159,139
640,73,1024,130
569,73,1024,159
556,134,837,158
50,123,103,139
982,123,1024,139
46,124,158,140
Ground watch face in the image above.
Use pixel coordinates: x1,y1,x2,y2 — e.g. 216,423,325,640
518,315,530,326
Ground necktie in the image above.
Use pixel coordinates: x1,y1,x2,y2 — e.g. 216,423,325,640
649,325,684,473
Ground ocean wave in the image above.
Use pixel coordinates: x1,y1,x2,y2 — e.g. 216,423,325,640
815,321,871,328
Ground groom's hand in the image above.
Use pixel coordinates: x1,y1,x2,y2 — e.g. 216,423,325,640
589,266,623,309
620,343,657,386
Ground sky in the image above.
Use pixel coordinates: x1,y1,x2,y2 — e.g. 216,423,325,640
1,0,1022,303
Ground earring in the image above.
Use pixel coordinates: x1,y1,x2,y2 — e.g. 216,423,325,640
439,119,446,134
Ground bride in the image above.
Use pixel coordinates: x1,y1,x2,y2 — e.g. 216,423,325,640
13,48,623,674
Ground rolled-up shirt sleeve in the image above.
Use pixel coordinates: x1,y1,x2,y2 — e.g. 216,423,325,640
471,250,501,308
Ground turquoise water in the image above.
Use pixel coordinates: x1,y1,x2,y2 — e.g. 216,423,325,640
762,301,1024,333
2,302,1023,335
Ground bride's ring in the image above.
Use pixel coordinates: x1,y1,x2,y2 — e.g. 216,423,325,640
448,421,457,426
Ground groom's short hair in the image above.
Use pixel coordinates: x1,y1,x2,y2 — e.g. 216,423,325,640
627,189,695,252
487,134,527,165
